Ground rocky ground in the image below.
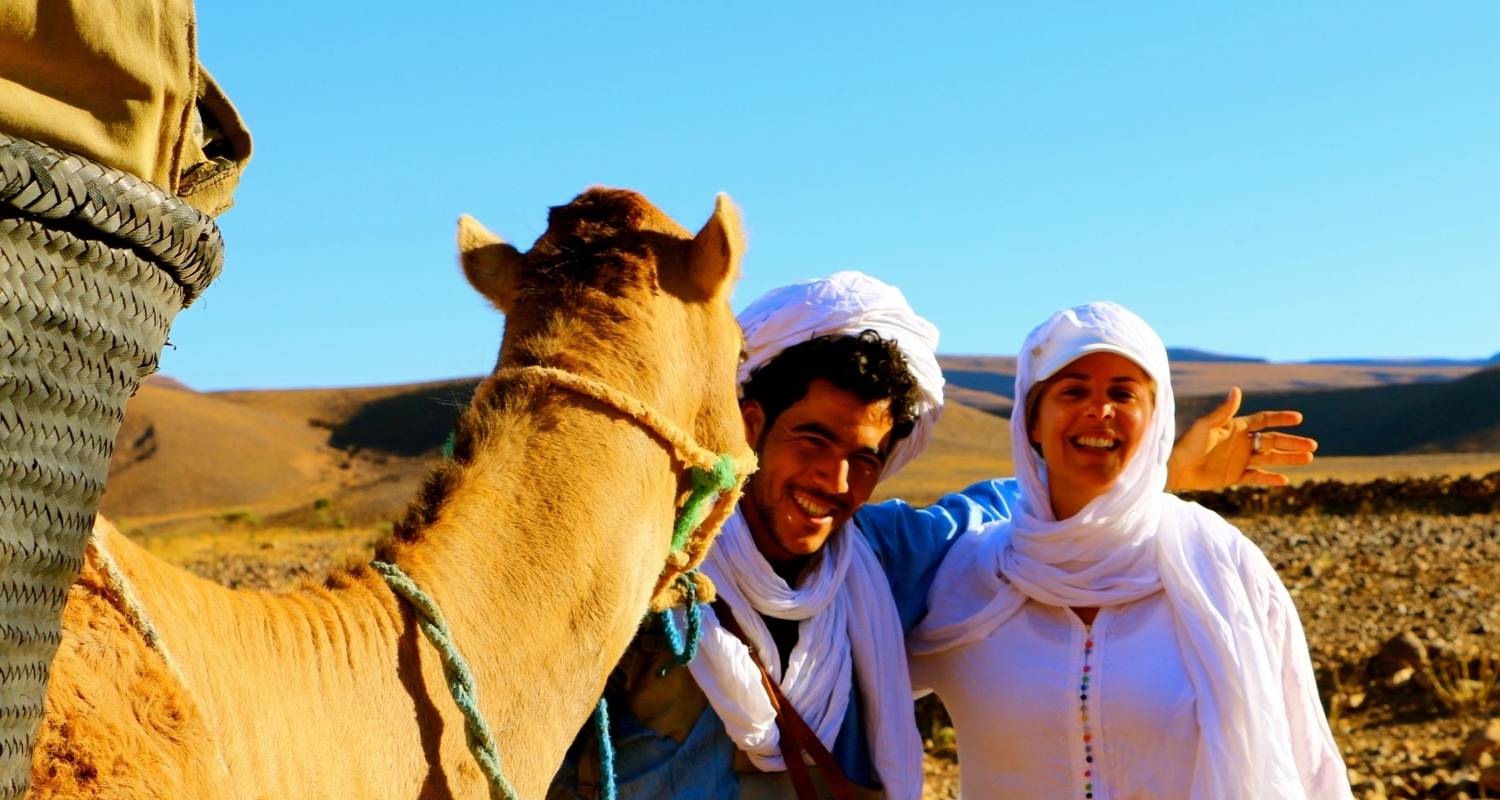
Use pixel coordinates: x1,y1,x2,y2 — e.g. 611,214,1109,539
163,512,1500,799
1248,512,1500,800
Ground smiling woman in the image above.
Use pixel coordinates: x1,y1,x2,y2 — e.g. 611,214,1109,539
1025,352,1156,521
910,302,1354,800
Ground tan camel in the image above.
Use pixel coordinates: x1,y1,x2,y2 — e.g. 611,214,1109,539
27,188,754,799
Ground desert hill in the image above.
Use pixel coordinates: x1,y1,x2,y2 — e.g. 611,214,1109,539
936,355,1477,415
871,402,1012,505
105,384,332,521
102,359,1495,531
1177,365,1500,456
100,379,476,531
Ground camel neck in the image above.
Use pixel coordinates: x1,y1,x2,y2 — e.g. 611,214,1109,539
380,392,683,793
113,388,687,799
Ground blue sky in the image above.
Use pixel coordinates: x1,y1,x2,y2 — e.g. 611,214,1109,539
168,3,1500,390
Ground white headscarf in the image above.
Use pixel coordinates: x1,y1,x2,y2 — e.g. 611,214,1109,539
910,302,1313,799
736,271,943,478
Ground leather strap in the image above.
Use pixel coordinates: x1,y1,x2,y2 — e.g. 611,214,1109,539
710,598,858,800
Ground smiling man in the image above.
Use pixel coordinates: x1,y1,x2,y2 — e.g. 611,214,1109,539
549,272,1313,800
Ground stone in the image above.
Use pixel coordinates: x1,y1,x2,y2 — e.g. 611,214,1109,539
1372,631,1429,681
1349,769,1387,800
1461,718,1500,766
1386,666,1415,688
1483,763,1500,794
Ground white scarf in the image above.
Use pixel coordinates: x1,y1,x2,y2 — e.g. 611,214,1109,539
690,509,924,799
736,270,943,479
909,302,1313,799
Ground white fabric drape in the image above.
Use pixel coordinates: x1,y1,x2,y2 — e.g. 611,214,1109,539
689,510,925,799
909,302,1351,799
736,271,943,478
908,590,1204,799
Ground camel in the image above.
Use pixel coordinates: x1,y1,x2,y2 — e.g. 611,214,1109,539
27,188,755,799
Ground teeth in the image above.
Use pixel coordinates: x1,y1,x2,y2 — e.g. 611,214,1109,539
793,492,832,517
1074,436,1116,449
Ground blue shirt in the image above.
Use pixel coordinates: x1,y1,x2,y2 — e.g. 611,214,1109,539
550,479,1020,799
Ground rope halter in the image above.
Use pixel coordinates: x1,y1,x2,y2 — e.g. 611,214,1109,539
489,364,757,610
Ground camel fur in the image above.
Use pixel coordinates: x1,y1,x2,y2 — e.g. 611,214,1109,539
29,188,753,799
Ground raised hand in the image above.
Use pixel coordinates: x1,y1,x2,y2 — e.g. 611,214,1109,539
1166,387,1317,492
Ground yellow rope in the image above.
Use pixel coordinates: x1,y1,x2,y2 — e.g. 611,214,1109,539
87,527,232,777
87,533,185,683
494,366,754,475
493,366,757,609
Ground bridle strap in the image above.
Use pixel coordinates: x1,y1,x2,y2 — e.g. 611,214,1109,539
491,365,756,609
493,365,754,478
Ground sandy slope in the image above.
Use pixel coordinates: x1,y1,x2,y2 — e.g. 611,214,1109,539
105,362,1497,533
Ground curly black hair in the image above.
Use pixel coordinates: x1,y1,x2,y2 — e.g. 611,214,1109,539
741,330,922,450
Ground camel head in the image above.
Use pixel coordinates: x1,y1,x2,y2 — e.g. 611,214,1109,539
458,187,748,455
454,189,755,600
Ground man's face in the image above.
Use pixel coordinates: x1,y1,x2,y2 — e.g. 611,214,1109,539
740,378,895,562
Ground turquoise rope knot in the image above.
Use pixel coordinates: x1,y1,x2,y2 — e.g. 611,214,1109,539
372,561,521,800
658,570,704,671
671,453,739,554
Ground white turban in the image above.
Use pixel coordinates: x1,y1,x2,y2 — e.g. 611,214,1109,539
736,271,943,479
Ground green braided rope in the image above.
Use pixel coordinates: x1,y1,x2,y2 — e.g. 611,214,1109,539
371,561,521,800
671,453,739,553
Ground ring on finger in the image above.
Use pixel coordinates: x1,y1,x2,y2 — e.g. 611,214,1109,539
1251,431,1263,454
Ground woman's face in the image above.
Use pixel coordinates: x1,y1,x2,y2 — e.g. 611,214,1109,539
1027,352,1155,519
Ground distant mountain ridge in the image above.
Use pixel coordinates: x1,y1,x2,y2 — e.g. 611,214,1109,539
1177,365,1500,456
1166,348,1266,363
1306,357,1496,367
108,359,1497,533
934,355,1478,414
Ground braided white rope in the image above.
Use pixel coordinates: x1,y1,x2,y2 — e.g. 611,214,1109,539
494,366,757,609
86,523,230,777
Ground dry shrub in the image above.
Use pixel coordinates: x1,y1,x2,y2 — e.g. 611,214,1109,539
1418,637,1500,717
1183,471,1500,516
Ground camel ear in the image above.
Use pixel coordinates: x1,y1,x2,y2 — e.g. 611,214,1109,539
458,214,524,314
687,193,745,301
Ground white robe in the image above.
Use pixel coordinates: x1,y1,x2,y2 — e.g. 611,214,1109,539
911,522,1350,799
